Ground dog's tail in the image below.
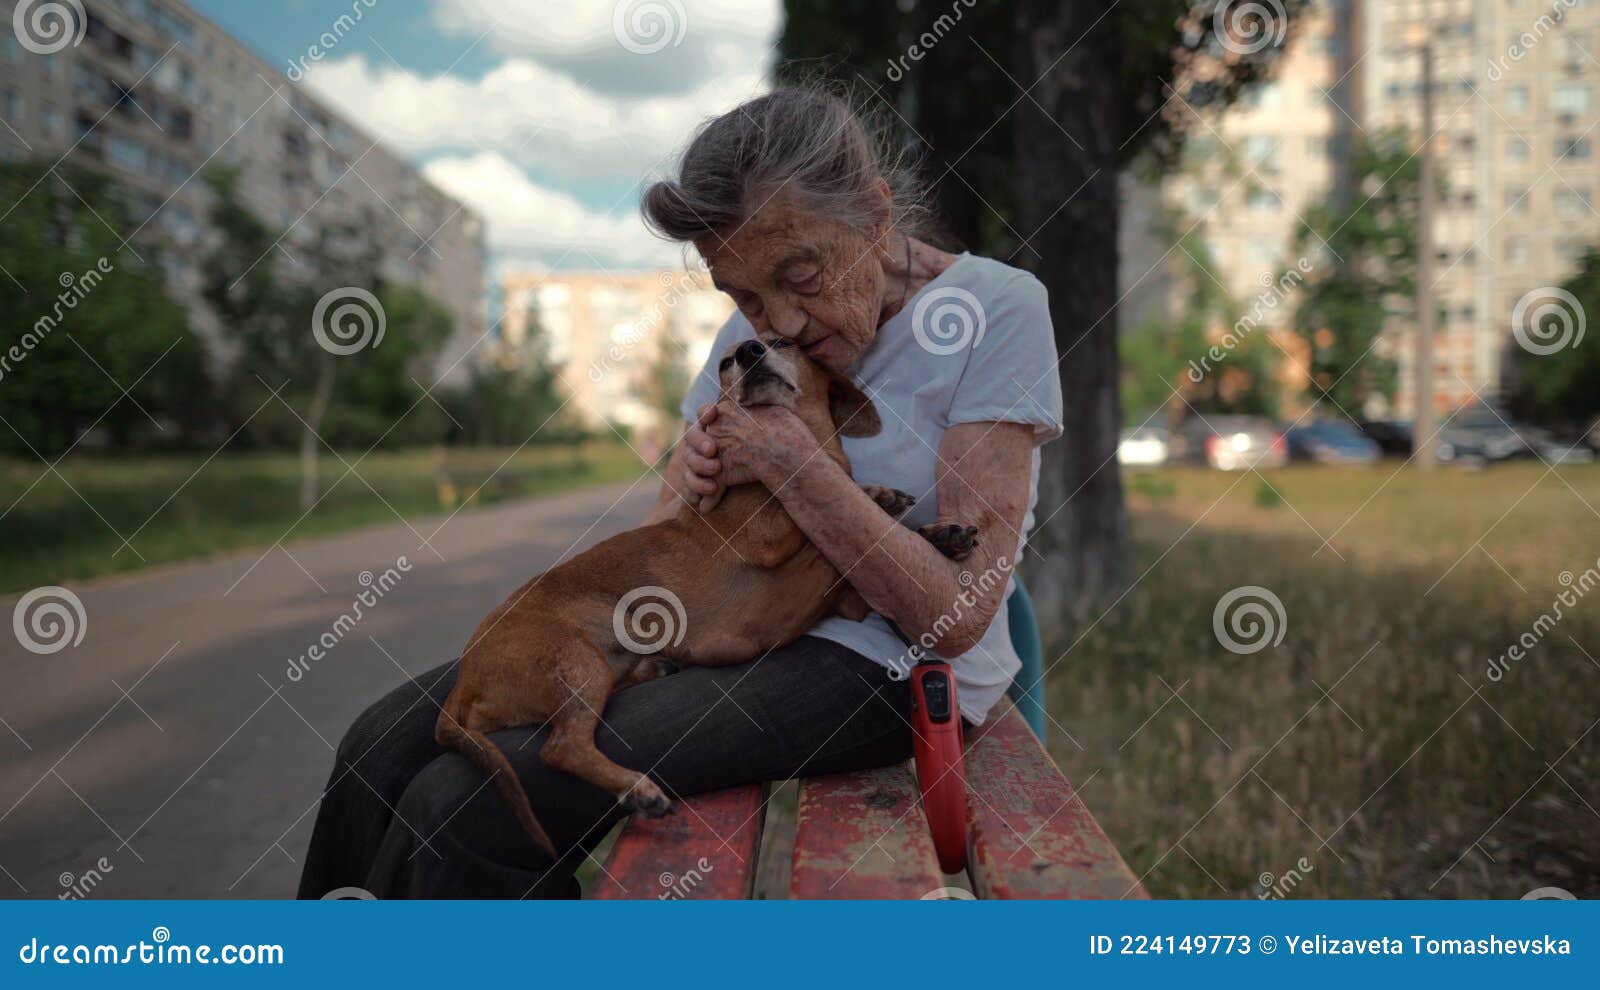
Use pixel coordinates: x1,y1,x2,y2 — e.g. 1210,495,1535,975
435,711,558,860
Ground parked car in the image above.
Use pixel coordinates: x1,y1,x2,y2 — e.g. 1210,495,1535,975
1357,419,1413,457
1435,404,1531,464
1118,426,1171,467
1520,427,1597,465
1285,420,1381,465
1176,415,1287,470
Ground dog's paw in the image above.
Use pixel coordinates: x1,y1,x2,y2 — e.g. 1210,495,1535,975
620,778,672,819
918,523,980,561
863,485,917,518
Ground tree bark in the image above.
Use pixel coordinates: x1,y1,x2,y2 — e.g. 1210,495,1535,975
299,354,336,512
1010,0,1131,631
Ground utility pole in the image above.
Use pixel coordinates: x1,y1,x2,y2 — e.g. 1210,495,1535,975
1411,27,1438,467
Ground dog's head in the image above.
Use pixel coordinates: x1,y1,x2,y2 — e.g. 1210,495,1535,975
716,334,881,439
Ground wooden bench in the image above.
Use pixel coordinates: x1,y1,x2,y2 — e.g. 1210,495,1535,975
593,699,1145,899
593,580,1143,899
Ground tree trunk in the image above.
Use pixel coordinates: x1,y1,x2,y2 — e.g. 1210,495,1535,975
299,355,336,512
1010,0,1131,632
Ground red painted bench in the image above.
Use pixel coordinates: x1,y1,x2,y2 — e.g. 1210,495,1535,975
593,701,1146,899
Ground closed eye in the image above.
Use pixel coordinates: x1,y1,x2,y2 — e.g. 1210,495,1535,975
787,268,822,295
768,339,794,349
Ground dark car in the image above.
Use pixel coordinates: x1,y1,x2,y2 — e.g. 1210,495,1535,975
1285,420,1381,465
1358,419,1412,457
1435,404,1532,464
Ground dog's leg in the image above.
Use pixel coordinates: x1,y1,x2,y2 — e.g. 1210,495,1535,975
609,657,673,695
918,523,980,561
540,652,671,818
862,485,916,518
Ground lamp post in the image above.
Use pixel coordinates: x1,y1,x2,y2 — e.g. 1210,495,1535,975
1408,22,1438,468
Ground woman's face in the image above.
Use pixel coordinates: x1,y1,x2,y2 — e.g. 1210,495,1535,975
695,193,890,373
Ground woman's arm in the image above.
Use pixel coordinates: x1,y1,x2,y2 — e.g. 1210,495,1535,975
707,403,1035,656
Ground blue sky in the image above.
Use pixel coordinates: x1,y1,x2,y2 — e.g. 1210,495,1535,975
186,0,782,276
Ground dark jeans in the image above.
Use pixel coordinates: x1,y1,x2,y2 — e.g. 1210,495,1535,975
297,636,913,899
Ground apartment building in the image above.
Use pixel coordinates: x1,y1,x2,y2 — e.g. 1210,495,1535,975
1125,0,1596,421
1120,0,1359,414
0,0,486,381
1361,0,1598,415
499,268,734,436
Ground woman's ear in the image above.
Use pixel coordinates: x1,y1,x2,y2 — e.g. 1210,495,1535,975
869,177,894,254
828,375,883,438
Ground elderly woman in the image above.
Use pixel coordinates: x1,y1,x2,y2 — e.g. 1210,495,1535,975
298,87,1061,899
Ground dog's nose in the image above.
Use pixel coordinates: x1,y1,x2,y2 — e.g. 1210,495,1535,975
734,340,766,369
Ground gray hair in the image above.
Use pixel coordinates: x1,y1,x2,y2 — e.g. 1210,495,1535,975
641,86,931,244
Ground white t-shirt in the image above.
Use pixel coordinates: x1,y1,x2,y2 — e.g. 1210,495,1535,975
680,253,1065,723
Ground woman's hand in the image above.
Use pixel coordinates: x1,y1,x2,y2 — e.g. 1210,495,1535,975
686,401,815,513
683,402,812,513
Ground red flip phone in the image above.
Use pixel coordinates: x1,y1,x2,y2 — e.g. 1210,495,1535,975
910,660,968,874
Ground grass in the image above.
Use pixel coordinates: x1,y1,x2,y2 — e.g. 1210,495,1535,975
1048,462,1600,899
0,443,647,592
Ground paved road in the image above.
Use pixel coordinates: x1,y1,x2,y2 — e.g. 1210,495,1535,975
0,481,656,899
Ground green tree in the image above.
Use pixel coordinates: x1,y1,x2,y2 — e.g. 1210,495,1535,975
0,162,207,456
439,311,573,447
1504,247,1600,429
780,0,1309,624
199,167,453,508
1122,229,1279,424
1291,132,1417,418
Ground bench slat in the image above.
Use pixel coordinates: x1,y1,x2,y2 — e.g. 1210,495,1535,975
790,762,944,899
594,783,767,900
965,704,1147,899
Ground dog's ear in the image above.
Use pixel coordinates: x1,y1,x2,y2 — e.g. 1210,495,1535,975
828,375,882,438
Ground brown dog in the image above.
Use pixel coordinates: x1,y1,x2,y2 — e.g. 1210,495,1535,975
435,334,976,857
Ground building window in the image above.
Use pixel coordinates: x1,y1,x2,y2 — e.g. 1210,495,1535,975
1505,187,1530,213
1243,135,1280,173
1507,137,1530,164
1246,187,1282,212
1553,84,1592,116
1554,187,1592,217
1505,85,1530,113
1555,137,1592,161
1505,239,1528,269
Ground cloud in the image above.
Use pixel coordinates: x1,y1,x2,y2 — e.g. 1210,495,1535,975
430,0,782,96
303,53,767,184
422,151,684,272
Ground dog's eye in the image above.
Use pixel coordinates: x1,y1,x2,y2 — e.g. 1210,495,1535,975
718,357,733,371
768,339,793,349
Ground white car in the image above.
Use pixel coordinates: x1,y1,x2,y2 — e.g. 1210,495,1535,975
1118,426,1171,467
